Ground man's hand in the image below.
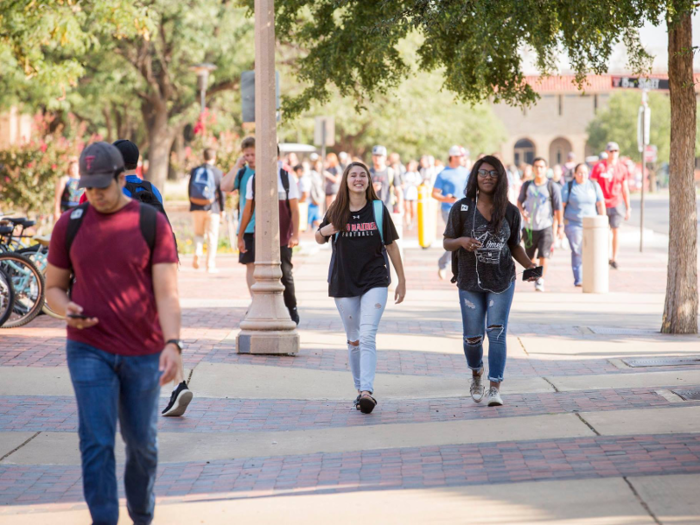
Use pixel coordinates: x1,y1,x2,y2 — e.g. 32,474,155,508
234,156,246,171
394,279,406,304
288,232,300,248
238,237,247,253
625,207,631,221
65,302,99,330
159,344,181,386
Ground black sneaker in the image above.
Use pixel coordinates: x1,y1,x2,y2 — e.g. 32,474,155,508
161,381,193,417
609,260,619,270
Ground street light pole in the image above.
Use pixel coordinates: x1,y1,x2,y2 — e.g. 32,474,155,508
237,0,299,354
190,63,217,135
638,89,650,253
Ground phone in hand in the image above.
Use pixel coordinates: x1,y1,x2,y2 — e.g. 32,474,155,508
67,313,90,320
522,266,544,281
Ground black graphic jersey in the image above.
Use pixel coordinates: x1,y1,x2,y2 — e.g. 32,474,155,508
321,201,399,298
444,198,521,293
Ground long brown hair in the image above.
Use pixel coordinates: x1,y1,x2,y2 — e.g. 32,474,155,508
326,161,380,233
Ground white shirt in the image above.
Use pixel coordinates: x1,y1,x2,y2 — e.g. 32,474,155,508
245,162,300,202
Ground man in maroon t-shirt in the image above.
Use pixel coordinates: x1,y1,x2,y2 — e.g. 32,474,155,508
46,141,181,525
590,141,631,269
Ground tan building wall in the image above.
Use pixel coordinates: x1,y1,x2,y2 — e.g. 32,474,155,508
0,107,33,149
492,93,610,167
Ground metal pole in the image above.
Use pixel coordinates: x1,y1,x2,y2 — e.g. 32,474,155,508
640,91,647,253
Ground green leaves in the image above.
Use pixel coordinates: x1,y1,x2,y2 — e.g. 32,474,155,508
276,0,676,119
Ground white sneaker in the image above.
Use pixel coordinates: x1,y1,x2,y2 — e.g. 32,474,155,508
534,278,545,292
470,372,485,403
207,267,219,274
438,268,447,281
487,387,503,407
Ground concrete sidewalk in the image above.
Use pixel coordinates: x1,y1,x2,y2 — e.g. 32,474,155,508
0,224,699,524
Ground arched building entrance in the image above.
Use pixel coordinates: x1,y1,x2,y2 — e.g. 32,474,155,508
513,138,535,166
549,137,573,166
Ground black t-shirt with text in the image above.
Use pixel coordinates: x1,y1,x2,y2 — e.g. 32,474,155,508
444,198,521,293
321,201,399,298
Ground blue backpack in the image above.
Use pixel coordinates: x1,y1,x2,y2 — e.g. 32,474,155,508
189,165,216,204
328,200,389,283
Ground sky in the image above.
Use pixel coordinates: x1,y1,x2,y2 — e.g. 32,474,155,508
522,13,700,74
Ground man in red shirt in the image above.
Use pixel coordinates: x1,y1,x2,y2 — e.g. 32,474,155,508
590,142,631,269
46,141,181,525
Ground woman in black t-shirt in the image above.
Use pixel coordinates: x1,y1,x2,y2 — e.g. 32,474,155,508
316,161,406,414
443,155,537,408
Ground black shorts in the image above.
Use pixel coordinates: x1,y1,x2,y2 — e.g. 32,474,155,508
606,204,625,229
239,233,255,264
523,227,553,260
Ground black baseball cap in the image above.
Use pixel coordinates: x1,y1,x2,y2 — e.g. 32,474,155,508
112,139,140,170
78,142,125,189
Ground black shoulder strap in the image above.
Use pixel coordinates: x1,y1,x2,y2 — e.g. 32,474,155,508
138,203,158,268
566,180,574,204
233,167,246,192
547,180,555,206
280,167,290,202
65,202,90,270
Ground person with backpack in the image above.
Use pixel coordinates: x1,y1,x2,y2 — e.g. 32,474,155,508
237,147,301,324
516,157,563,292
45,141,181,524
443,156,537,407
79,140,191,416
221,137,257,294
561,163,606,287
315,161,405,414
78,140,167,217
189,148,224,273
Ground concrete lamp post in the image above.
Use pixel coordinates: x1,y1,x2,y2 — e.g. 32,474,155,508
236,0,300,355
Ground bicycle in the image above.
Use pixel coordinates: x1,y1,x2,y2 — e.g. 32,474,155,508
0,218,47,328
0,266,15,327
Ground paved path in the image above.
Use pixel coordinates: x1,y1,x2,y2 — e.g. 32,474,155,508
1,224,699,524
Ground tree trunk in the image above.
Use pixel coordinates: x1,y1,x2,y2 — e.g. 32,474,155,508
663,7,698,334
144,105,175,195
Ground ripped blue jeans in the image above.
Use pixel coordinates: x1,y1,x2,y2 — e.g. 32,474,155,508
458,282,515,383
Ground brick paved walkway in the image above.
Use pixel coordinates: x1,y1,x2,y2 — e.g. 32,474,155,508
0,229,699,523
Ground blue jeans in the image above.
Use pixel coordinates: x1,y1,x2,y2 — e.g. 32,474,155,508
458,282,515,383
565,223,583,286
66,340,161,525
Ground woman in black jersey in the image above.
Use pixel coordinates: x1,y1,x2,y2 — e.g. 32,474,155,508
443,156,537,407
315,161,406,414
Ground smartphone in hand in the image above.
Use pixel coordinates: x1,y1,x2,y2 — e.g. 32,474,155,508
522,266,543,281
66,313,90,320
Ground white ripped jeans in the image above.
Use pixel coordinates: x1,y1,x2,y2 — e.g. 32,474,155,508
334,287,388,393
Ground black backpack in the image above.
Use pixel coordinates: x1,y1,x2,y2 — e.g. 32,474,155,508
65,202,158,275
125,180,167,218
124,180,179,260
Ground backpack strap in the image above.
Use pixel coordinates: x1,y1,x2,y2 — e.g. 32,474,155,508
280,167,290,201
565,180,574,205
65,202,90,271
373,200,384,244
547,180,555,208
138,203,158,269
233,167,246,192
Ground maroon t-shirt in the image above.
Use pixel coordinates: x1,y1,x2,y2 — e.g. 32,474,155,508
49,200,178,356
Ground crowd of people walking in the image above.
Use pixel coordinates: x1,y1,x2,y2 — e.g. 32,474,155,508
41,133,634,525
